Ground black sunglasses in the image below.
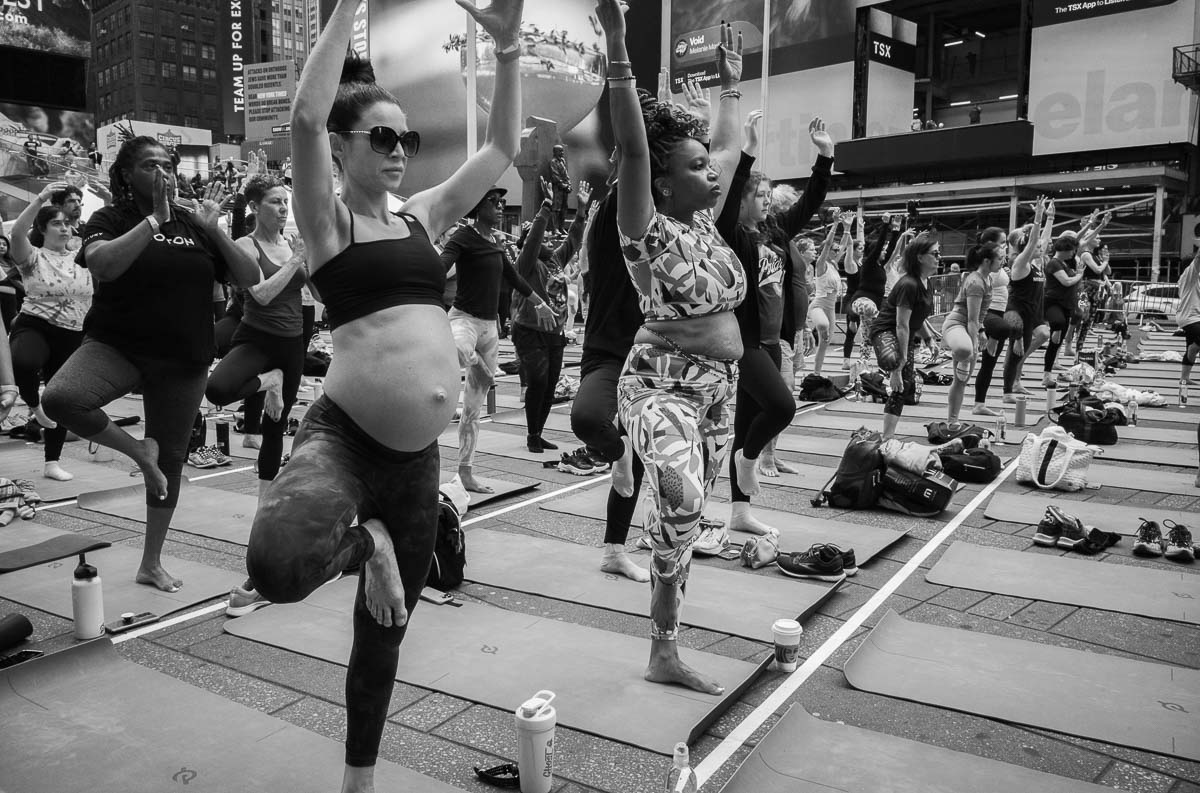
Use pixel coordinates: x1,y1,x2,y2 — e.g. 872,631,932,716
336,126,420,157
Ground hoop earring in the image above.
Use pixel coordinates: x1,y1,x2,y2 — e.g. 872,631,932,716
662,188,672,196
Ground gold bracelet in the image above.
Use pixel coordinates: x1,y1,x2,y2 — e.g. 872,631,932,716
608,60,632,67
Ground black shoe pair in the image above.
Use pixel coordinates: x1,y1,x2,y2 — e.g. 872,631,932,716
527,435,558,453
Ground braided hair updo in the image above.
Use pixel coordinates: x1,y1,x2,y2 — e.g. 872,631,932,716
636,91,709,203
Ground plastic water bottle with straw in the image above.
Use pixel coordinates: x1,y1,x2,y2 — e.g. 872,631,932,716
665,742,698,792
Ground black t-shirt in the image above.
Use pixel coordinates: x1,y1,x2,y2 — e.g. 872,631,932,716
873,275,933,339
1044,257,1078,306
79,206,229,365
582,188,645,360
440,225,532,321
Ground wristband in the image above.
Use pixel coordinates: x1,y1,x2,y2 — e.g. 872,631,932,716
608,60,632,68
495,43,520,63
720,90,742,100
145,215,161,233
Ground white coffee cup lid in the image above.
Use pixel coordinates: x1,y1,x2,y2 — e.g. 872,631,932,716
772,618,802,634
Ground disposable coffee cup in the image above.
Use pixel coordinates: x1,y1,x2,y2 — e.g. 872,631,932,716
772,618,803,672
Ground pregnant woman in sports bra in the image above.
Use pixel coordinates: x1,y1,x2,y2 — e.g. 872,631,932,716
243,0,525,789
600,1,746,696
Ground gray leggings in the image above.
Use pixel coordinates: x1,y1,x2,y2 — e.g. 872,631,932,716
41,337,210,509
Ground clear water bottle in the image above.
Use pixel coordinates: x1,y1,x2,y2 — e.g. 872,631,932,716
665,743,698,793
994,411,1007,445
1126,397,1138,426
1181,381,1190,408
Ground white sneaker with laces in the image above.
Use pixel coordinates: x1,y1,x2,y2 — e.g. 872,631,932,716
226,585,271,617
691,525,729,557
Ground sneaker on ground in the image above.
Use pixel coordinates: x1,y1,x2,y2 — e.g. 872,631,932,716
584,448,610,473
823,544,857,576
557,448,595,476
1033,506,1067,546
206,445,232,466
691,525,729,557
776,544,846,582
226,585,271,617
187,447,218,469
1164,521,1195,562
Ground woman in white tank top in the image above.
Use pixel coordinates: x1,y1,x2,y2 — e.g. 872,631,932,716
807,215,849,376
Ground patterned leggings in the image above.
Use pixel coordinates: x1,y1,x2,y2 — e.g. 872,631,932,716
618,343,736,640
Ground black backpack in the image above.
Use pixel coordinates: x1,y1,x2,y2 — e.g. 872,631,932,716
858,371,889,403
426,495,466,590
811,428,886,509
877,467,957,517
925,421,991,447
799,374,847,402
937,447,1001,483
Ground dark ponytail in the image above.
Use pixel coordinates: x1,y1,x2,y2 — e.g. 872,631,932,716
965,242,1000,271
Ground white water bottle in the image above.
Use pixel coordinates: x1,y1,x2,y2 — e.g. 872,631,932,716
515,690,556,793
71,554,104,640
665,743,698,792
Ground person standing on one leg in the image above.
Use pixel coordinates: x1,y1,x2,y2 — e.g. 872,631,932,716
942,243,1001,421
599,0,746,695
6,182,92,481
42,137,260,592
870,233,939,439
441,186,555,492
807,220,843,377
970,226,1011,417
246,0,527,789
1002,199,1050,403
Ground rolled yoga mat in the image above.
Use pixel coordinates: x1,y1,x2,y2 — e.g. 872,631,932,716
0,613,33,652
844,610,1200,761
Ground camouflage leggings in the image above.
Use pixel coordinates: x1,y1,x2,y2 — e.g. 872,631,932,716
618,343,737,639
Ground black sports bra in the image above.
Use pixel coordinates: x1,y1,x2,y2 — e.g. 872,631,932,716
311,211,445,330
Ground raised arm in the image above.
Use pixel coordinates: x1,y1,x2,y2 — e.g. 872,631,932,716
597,0,652,240
290,0,358,267
551,180,593,268
777,117,835,237
9,181,66,272
407,0,525,237
707,24,744,219
814,221,838,275
193,183,262,288
1010,197,1045,278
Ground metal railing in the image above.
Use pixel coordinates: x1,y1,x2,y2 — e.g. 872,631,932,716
1173,43,1200,89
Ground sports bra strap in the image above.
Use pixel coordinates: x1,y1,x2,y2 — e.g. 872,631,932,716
348,209,356,244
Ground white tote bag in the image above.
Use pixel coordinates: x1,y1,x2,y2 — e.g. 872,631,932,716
1015,425,1101,491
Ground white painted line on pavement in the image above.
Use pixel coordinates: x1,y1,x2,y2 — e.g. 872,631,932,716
111,602,228,644
694,456,1020,789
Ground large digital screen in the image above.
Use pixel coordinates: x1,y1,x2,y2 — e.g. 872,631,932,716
0,101,93,151
367,0,611,200
0,0,90,58
1029,0,1198,155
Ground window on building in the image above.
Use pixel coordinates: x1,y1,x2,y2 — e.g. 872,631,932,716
184,115,197,128
182,40,196,57
161,62,178,78
164,36,176,55
201,44,215,60
284,20,292,33
138,31,154,48
181,12,195,30
183,65,197,81
147,111,158,123
202,67,217,81
162,113,175,124
120,60,131,78
140,58,155,77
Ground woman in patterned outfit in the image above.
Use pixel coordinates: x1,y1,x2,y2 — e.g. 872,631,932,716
6,181,92,481
599,0,746,695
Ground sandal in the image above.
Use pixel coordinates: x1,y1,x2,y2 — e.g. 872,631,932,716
474,763,520,788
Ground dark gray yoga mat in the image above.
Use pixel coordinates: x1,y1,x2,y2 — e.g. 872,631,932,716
927,541,1200,625
0,521,110,573
721,706,1110,793
0,443,145,501
790,411,936,438
1095,443,1197,467
0,543,242,622
464,529,841,642
0,639,463,793
225,577,764,755
984,492,1199,533
538,486,908,565
1083,462,1196,493
1112,423,1192,443
827,400,1045,424
79,483,259,545
437,426,561,462
844,610,1200,761
452,475,538,508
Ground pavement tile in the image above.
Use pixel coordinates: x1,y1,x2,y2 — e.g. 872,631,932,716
926,586,992,612
967,593,1033,620
1024,724,1200,782
704,700,778,743
391,692,473,732
1050,609,1200,669
894,574,949,602
699,634,772,662
1098,762,1177,793
1010,600,1077,631
152,613,228,649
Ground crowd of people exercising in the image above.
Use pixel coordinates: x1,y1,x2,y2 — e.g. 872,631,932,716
0,1,1196,790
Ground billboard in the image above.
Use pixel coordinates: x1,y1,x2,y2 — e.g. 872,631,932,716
219,0,252,139
0,0,90,58
367,0,609,199
864,9,917,138
0,101,93,151
244,61,298,141
1029,0,1198,155
96,121,213,167
669,0,855,180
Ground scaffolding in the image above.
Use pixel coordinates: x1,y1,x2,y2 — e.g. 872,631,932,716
1173,44,1200,91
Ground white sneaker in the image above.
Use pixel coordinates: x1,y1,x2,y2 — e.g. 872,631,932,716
692,524,729,557
226,585,271,617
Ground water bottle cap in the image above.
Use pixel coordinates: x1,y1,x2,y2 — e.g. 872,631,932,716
673,742,690,765
73,554,97,580
518,689,555,718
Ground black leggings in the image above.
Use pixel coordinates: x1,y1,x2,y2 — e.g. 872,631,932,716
872,331,916,417
729,343,795,502
973,309,1007,403
1003,309,1042,394
247,396,438,768
1044,301,1071,373
571,350,644,545
10,314,82,462
512,324,564,438
42,338,209,509
205,324,305,480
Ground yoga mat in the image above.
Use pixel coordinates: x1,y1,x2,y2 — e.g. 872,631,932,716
789,411,939,438
984,492,1199,533
464,529,841,642
539,486,908,565
1096,443,1197,468
0,639,463,793
489,409,576,435
452,475,537,508
227,435,294,460
1083,463,1196,493
927,541,1200,625
0,543,242,623
716,459,840,492
437,426,561,462
0,521,110,573
827,401,1044,424
226,577,763,755
721,706,1110,793
79,483,259,545
844,610,1200,761
0,444,144,501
